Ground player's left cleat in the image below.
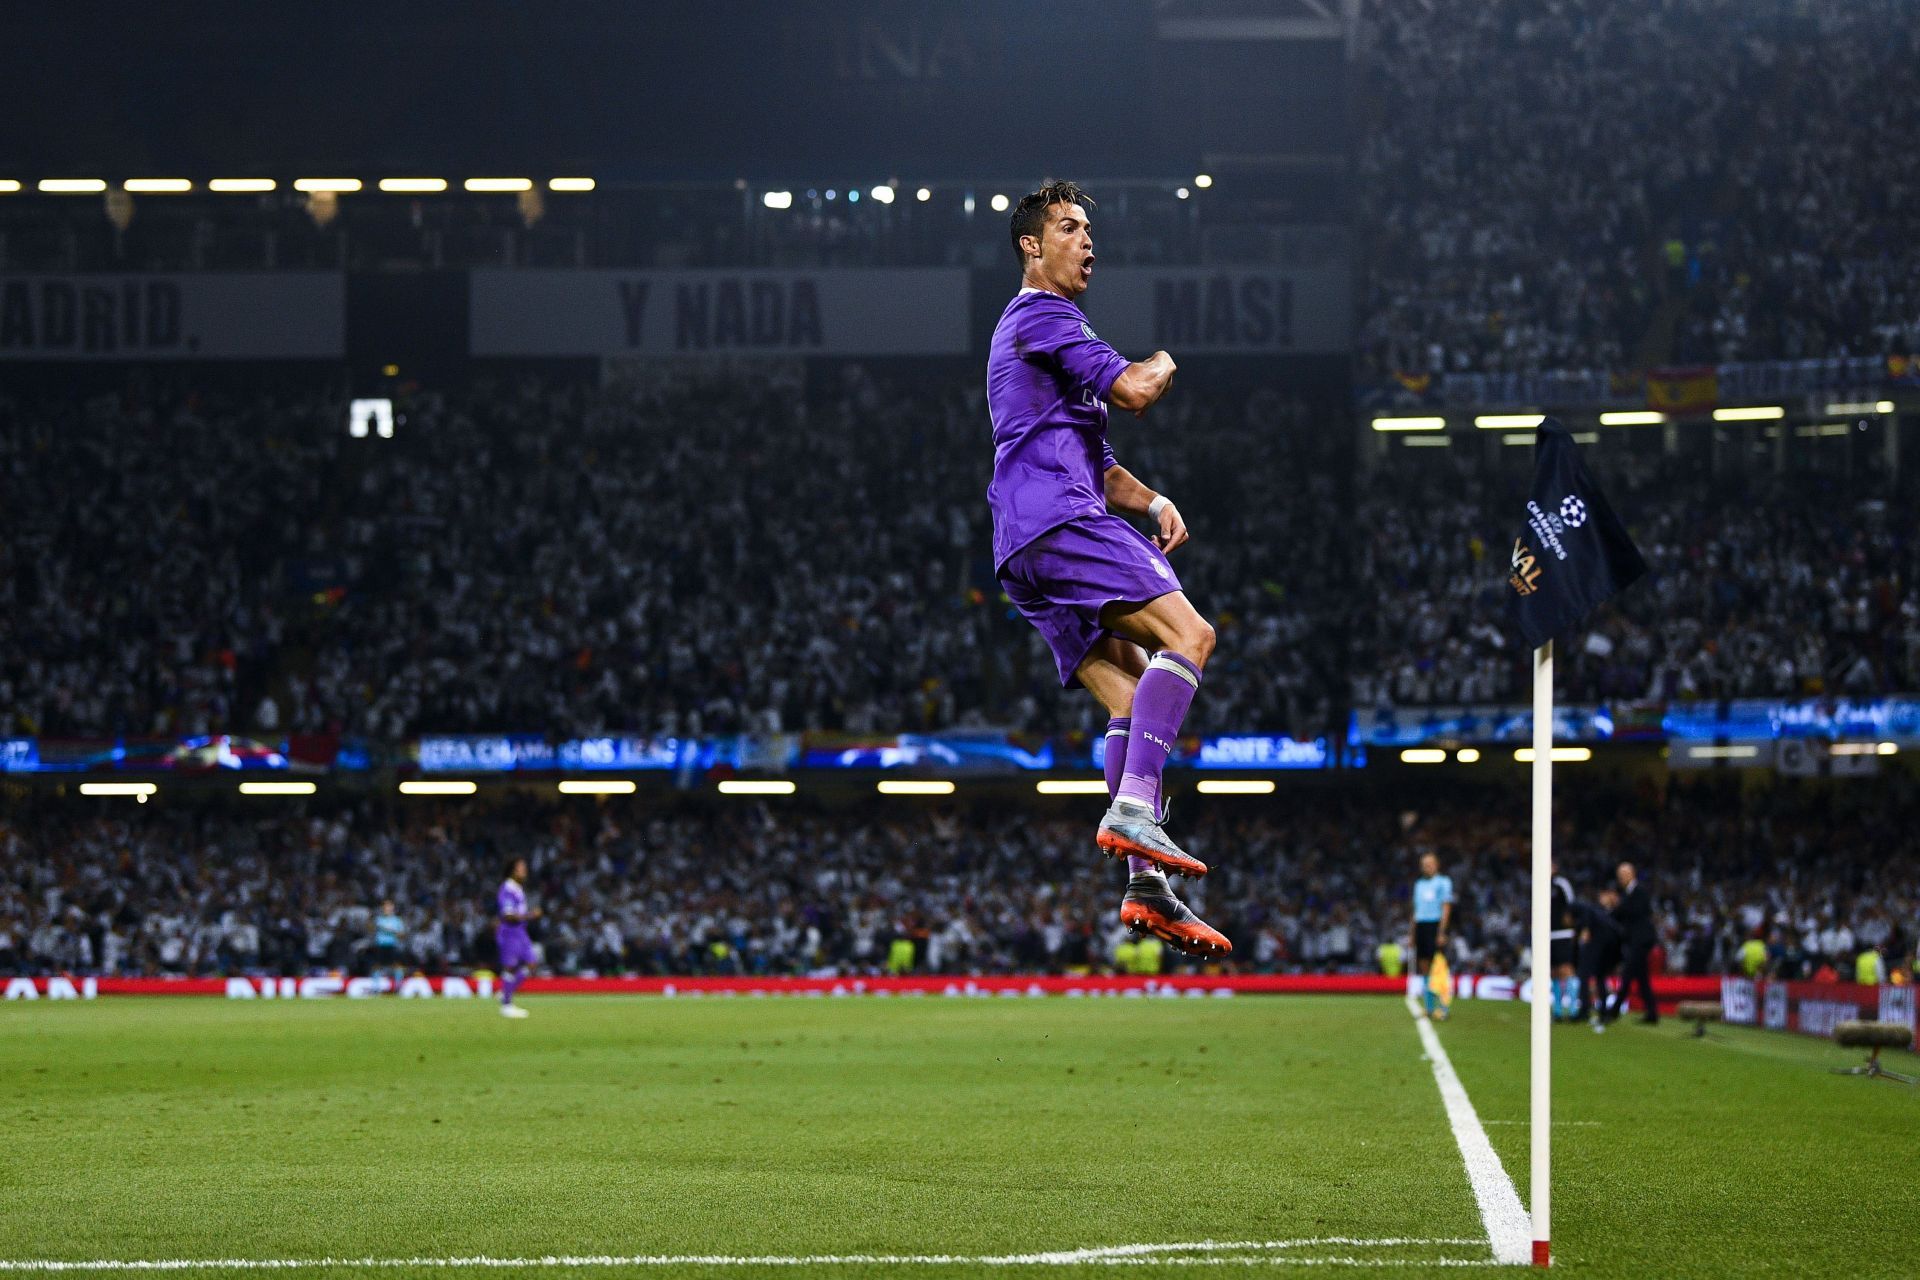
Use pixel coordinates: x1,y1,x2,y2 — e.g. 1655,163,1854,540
1098,799,1207,878
500,1004,530,1019
1119,874,1232,957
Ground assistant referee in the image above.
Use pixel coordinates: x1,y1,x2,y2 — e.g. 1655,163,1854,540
1410,852,1454,1019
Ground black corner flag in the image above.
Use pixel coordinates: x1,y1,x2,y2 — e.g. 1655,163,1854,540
1504,418,1648,650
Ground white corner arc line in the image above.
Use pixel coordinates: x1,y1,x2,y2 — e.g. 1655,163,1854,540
1407,997,1532,1266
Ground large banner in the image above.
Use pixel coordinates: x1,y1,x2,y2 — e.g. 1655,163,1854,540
1720,977,1918,1051
1082,267,1351,356
0,273,343,359
471,268,969,357
6,974,1400,1000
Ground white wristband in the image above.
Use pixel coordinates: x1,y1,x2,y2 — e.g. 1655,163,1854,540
1147,495,1172,521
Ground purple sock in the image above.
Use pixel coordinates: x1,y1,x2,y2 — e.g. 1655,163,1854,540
501,971,523,1005
1116,652,1201,811
1104,717,1155,876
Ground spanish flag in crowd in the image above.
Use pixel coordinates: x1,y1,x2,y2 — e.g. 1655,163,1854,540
1644,365,1717,414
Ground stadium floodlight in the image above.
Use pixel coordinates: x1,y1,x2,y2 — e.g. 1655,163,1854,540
1876,400,1896,414
1598,410,1665,425
1795,423,1851,438
1878,742,1899,755
123,179,192,193
1194,173,1213,189
0,180,20,193
38,179,107,193
718,779,796,795
761,190,793,210
1829,742,1900,757
824,189,837,201
915,187,931,201
869,185,895,204
1512,747,1592,763
1035,779,1107,795
378,178,447,193
463,178,532,192
556,779,636,795
1712,405,1783,421
1501,434,1535,447
876,780,954,796
1195,779,1275,795
1823,401,1880,416
1176,187,1190,199
990,193,1010,212
398,780,478,795
1400,748,1448,764
1475,413,1544,430
1455,748,1481,762
548,177,595,192
1403,436,1452,447
1370,416,1444,431
294,178,361,192
209,178,277,193
78,782,156,801
1685,745,1759,760
238,781,318,795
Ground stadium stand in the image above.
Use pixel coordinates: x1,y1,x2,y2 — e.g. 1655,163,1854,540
1357,0,1920,376
1,778,1911,981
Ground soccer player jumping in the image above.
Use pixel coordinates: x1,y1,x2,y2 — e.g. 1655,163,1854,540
986,180,1229,957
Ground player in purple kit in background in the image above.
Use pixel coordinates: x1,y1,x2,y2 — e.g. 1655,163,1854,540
496,858,539,1018
987,180,1230,957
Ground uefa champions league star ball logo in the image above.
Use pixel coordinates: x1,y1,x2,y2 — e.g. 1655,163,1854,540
1558,495,1588,528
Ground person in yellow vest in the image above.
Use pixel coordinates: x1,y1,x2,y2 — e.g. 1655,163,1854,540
1135,934,1165,975
886,936,915,975
1855,945,1884,987
1378,939,1404,978
1738,934,1768,978
1114,937,1139,975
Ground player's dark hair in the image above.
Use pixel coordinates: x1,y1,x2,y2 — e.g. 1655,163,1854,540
1010,179,1093,267
504,858,521,880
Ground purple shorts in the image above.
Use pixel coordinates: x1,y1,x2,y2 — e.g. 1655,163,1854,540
496,927,535,970
999,513,1182,687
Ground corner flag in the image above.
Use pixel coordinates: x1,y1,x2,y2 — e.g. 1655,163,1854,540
1503,418,1645,1267
1504,418,1647,649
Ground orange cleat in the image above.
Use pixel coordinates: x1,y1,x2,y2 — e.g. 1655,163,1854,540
1097,799,1208,879
1119,876,1232,958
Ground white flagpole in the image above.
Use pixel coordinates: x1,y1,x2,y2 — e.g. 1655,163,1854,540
1530,639,1553,1267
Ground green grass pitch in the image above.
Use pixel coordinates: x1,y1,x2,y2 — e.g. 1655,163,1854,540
4,995,1915,1277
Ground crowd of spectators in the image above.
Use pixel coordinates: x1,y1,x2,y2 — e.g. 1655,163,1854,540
0,777,1911,982
0,370,1346,744
6,366,1919,743
1358,0,1920,377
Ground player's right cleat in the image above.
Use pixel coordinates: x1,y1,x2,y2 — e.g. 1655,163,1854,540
500,1004,530,1019
1119,874,1232,957
1097,798,1207,878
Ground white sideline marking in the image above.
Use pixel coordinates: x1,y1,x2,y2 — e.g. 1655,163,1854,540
0,1239,1491,1273
1406,997,1532,1266
1481,1120,1598,1128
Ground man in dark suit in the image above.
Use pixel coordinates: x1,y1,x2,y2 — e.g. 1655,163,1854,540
1609,861,1660,1024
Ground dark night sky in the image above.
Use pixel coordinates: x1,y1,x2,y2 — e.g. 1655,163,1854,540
0,1,1342,181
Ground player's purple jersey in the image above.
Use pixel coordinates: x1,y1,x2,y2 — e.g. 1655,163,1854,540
497,879,528,932
986,288,1132,569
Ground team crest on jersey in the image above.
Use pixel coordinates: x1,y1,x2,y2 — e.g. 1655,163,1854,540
1081,322,1097,341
